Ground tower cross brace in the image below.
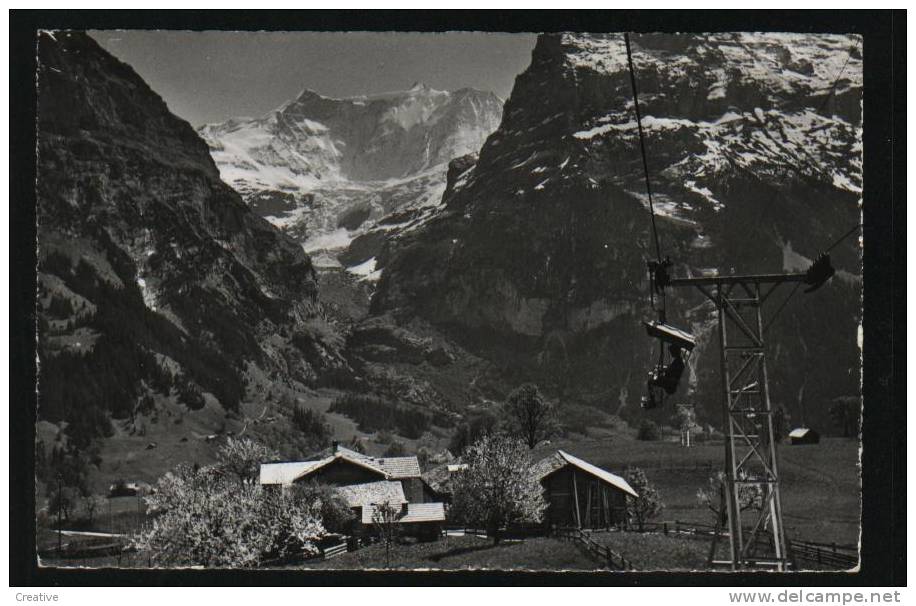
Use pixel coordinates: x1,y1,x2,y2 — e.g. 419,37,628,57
668,272,807,571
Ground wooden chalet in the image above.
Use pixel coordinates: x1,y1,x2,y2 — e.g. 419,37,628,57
534,450,637,530
259,445,445,538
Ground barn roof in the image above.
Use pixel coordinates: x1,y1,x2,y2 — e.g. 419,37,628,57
359,501,446,525
337,481,407,508
534,450,639,498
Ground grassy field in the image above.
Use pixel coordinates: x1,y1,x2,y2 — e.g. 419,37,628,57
40,538,600,571
588,530,721,571
295,536,606,571
534,435,860,546
293,531,737,571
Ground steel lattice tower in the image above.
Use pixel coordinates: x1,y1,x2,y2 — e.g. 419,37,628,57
669,272,808,571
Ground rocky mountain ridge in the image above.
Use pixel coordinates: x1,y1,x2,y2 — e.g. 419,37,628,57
36,31,346,449
371,32,863,431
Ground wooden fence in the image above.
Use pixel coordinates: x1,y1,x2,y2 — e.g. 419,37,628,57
442,525,544,540
321,541,348,560
555,527,633,570
636,519,857,570
787,540,857,569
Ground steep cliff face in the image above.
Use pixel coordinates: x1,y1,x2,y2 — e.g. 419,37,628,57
373,33,862,430
36,31,343,444
199,84,503,261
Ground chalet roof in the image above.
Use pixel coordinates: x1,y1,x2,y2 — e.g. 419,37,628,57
331,446,421,479
375,456,422,478
399,502,447,523
292,451,388,483
259,461,325,485
258,446,422,485
359,501,447,525
534,450,639,498
337,481,407,508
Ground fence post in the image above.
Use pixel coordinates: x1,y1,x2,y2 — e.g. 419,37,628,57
663,522,668,535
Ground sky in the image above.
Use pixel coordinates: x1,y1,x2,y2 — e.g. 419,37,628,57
89,31,538,127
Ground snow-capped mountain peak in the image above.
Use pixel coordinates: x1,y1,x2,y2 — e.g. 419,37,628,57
199,83,503,257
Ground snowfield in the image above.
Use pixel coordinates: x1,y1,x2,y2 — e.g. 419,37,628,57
199,84,503,266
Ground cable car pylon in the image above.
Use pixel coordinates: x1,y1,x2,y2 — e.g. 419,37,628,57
621,33,855,571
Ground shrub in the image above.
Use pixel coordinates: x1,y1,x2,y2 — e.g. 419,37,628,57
624,466,663,531
177,382,206,411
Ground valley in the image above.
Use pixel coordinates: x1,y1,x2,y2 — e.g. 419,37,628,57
34,30,863,565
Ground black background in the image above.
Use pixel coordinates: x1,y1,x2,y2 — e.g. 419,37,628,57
9,9,905,587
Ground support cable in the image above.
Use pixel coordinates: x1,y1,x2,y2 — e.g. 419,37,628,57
824,223,862,254
763,222,861,333
746,43,860,335
624,32,662,264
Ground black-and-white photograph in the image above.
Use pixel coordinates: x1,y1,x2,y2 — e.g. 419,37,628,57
17,14,899,581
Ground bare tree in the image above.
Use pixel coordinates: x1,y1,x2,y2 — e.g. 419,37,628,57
675,403,699,447
371,501,401,569
82,494,105,525
503,383,556,449
696,470,764,519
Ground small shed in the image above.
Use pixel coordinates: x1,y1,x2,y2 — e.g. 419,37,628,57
788,427,820,445
359,502,446,542
534,450,637,530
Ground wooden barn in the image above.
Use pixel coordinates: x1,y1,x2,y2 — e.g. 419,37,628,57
534,450,637,529
788,427,821,445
